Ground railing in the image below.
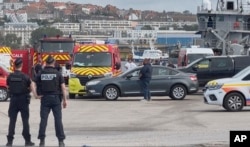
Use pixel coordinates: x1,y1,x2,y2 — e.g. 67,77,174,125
199,21,250,31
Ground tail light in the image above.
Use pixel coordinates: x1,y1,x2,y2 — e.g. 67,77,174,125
190,75,197,81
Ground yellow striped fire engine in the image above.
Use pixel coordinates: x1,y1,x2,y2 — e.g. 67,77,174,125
0,46,13,72
68,42,122,99
36,35,75,83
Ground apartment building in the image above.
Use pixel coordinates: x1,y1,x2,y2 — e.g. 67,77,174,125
50,23,80,34
80,20,135,31
4,22,39,46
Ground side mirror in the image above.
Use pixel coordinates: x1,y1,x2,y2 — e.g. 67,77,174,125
126,74,133,79
66,63,71,70
115,62,121,70
192,65,198,71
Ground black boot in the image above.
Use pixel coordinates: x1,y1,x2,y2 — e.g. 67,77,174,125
6,141,12,147
39,139,45,147
6,136,13,147
59,140,65,147
25,141,35,146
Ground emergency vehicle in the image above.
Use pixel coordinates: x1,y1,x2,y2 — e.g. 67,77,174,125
0,63,9,101
35,35,74,83
0,46,12,101
68,41,122,99
11,35,74,82
0,46,13,72
177,46,214,67
12,48,35,77
204,66,250,111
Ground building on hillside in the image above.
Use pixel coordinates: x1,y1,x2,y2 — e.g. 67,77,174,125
51,23,80,34
2,1,27,10
4,22,39,46
79,20,134,32
5,10,28,23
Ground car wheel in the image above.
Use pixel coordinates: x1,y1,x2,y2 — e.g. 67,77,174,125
0,87,8,101
170,84,186,100
78,94,83,97
223,93,244,111
103,85,119,100
69,93,76,99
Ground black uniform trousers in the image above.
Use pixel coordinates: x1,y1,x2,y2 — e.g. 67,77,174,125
7,94,31,141
38,95,65,141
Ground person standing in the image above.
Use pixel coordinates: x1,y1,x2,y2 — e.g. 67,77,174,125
6,57,38,147
139,58,153,101
33,59,43,79
167,60,176,68
124,58,137,71
35,55,67,147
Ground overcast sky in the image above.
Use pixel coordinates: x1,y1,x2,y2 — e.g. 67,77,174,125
60,0,218,13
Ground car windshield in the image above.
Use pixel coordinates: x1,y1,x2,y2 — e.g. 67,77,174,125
73,52,112,67
233,66,250,78
41,41,74,53
187,54,213,64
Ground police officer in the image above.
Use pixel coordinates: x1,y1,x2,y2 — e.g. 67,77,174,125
6,57,38,147
35,55,67,147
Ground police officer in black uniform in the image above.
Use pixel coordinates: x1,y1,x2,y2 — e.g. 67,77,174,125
6,57,38,147
35,55,67,147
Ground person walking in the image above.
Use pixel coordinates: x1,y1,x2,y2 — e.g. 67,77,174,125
6,57,38,147
34,55,67,147
124,58,137,71
139,58,152,101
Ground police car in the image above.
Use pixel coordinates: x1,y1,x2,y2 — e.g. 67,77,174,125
203,66,250,111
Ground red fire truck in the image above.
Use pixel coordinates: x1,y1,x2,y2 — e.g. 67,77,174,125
12,35,75,82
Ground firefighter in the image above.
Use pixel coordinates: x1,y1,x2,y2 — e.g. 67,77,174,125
35,55,67,147
6,57,37,147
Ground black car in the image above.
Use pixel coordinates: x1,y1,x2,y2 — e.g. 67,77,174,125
178,55,250,86
85,65,199,100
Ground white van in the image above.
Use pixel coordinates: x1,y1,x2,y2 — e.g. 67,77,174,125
177,46,214,67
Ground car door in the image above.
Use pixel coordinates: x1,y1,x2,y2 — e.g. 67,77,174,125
210,57,233,80
119,69,142,96
150,67,172,95
191,58,211,86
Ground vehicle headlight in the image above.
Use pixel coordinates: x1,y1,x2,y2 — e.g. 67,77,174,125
207,83,224,90
86,80,100,86
104,72,112,77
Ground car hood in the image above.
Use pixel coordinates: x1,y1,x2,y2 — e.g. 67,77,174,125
206,78,236,85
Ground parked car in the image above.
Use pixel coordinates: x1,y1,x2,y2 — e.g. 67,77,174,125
0,64,9,101
179,55,250,86
86,65,199,100
203,66,250,111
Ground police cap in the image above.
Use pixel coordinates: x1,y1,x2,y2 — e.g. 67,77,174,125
14,57,23,66
46,55,55,64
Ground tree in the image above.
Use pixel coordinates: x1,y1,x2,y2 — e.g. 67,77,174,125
4,34,21,49
30,27,63,45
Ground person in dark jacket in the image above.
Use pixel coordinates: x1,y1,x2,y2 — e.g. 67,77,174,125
35,55,67,147
6,57,38,147
139,58,153,101
33,59,43,79
167,60,176,68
